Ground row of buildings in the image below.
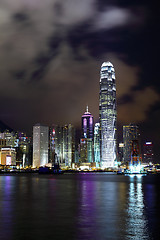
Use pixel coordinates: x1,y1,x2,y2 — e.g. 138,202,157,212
0,119,153,170
0,62,154,169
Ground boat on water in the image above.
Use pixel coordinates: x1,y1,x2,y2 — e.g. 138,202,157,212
38,166,64,174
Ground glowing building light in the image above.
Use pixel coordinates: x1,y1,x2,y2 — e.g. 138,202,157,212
99,62,117,168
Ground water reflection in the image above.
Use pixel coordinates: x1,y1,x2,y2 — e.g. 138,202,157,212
0,174,159,240
76,174,97,240
76,173,126,239
0,176,14,240
126,175,150,240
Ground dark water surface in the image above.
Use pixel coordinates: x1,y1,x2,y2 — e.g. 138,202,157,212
0,173,160,240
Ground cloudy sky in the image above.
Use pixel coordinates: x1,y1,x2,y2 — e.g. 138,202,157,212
0,0,160,159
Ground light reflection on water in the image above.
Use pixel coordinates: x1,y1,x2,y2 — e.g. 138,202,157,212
0,173,159,240
126,175,151,240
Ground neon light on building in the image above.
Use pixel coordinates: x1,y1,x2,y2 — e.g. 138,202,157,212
99,62,117,168
81,106,94,139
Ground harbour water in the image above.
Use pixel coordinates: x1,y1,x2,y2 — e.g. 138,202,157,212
0,173,160,240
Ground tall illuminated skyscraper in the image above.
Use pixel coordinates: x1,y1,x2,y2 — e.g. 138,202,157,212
33,124,49,168
99,62,117,168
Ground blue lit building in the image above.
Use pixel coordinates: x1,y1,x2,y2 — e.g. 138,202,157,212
99,62,117,168
94,123,100,167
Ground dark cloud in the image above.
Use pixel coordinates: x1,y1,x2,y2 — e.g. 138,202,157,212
53,2,64,16
13,12,29,23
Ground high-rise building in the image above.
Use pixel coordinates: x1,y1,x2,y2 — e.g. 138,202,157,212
80,138,93,163
33,124,49,168
80,107,94,164
16,132,32,168
49,125,63,165
94,123,100,166
0,130,18,148
123,124,139,163
81,106,94,139
143,142,154,163
49,124,75,168
63,124,75,167
99,62,117,168
118,143,124,162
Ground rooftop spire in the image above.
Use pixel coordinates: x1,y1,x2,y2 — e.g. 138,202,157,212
86,105,89,112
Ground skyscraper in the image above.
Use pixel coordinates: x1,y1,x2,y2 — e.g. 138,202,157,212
94,123,100,166
49,125,63,165
99,62,117,168
143,142,154,163
63,124,75,167
123,124,139,163
81,106,94,139
33,124,49,168
80,106,94,164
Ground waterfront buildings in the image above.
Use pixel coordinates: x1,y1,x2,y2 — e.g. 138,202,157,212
33,124,49,168
143,142,154,163
49,125,63,165
123,124,139,163
80,138,93,163
99,62,117,168
63,124,75,167
49,124,75,168
0,147,16,166
16,133,32,168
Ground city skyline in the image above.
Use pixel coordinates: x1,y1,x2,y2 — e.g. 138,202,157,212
0,0,160,160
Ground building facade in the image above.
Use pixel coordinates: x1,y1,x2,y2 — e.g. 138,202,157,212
81,106,94,139
80,107,94,164
123,124,139,163
62,124,75,168
0,147,16,166
49,125,63,165
94,123,100,167
33,124,49,168
99,62,117,168
80,138,93,163
143,142,153,163
49,124,75,168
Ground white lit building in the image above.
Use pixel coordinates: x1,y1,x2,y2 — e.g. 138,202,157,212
33,124,49,168
99,62,117,168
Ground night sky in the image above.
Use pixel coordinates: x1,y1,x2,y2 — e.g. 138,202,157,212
0,0,160,160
